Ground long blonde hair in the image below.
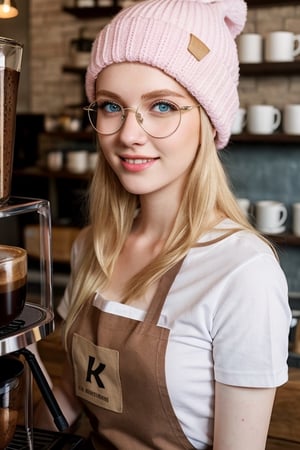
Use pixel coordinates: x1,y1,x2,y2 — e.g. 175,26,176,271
63,107,270,342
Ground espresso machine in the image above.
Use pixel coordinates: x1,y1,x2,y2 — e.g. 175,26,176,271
0,37,86,449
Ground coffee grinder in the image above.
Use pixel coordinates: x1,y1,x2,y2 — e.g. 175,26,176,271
0,37,86,449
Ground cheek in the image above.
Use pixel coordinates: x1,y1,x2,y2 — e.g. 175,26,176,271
182,107,201,140
192,112,201,146
96,140,119,174
179,116,201,156
188,123,201,150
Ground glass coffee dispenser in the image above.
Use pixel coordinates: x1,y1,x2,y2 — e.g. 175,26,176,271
0,37,85,449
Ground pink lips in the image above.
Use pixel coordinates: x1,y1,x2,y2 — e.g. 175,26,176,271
120,157,158,172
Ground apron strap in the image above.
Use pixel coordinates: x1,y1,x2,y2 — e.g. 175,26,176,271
143,258,185,326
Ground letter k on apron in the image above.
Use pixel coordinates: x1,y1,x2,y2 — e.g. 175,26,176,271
67,260,211,450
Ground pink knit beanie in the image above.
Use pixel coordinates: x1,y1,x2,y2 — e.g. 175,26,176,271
86,0,247,149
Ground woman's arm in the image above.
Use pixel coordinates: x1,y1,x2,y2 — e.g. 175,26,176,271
213,381,276,450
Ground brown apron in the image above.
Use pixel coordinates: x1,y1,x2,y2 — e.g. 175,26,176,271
67,259,212,450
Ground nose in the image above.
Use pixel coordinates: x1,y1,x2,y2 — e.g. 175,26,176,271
118,108,147,144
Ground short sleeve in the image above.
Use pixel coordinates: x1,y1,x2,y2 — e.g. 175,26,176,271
212,253,291,387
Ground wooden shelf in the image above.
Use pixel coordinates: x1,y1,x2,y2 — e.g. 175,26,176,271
63,62,300,78
40,130,94,140
266,233,300,246
247,0,300,7
63,5,121,18
230,133,300,145
63,65,86,75
240,61,300,77
13,166,92,181
64,0,300,13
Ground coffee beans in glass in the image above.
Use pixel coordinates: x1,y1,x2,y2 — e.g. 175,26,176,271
0,245,27,327
0,37,23,204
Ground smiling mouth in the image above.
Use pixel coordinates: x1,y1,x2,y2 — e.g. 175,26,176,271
121,157,158,164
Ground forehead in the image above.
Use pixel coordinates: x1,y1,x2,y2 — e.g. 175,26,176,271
95,62,193,101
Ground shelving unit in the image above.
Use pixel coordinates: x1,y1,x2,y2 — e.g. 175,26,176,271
14,166,92,181
63,0,121,18
62,0,300,15
247,0,300,7
63,65,87,76
64,60,300,79
232,6,300,252
266,234,300,247
240,61,300,77
38,128,93,141
230,133,300,144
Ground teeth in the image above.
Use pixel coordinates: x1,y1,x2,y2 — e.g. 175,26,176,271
124,158,152,164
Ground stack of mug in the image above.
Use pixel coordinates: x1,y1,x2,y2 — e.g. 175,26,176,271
233,30,300,136
231,104,300,136
47,149,98,173
237,198,300,237
237,30,300,64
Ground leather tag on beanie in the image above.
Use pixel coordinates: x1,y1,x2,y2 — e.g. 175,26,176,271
188,34,210,61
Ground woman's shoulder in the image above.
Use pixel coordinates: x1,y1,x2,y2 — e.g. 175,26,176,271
190,219,283,284
198,219,274,257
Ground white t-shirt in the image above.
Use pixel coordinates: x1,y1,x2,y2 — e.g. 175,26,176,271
58,220,291,449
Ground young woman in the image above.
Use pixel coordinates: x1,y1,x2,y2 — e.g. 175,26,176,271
35,1,291,449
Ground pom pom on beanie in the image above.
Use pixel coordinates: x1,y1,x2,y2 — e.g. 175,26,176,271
86,0,247,149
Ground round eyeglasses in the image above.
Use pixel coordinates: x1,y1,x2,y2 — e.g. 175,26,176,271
83,99,201,139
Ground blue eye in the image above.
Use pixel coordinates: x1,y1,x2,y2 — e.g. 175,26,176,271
151,101,178,114
98,101,122,114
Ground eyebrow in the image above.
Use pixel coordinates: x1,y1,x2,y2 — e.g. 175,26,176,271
95,89,186,101
142,90,186,100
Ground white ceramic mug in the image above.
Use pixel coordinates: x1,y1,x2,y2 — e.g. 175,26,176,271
237,198,251,217
255,200,287,233
231,108,247,134
77,0,94,5
265,31,300,62
293,203,300,237
68,118,82,132
44,115,59,133
237,33,263,63
97,0,113,5
66,150,88,174
283,104,300,135
47,151,63,171
247,105,281,135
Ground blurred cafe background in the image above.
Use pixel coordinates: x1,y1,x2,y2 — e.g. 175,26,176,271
1,1,300,446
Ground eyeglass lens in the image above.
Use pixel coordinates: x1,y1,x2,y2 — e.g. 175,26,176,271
87,100,182,138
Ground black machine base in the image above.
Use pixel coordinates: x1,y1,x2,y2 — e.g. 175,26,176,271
7,426,89,450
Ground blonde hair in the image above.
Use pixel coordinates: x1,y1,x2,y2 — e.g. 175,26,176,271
63,108,270,342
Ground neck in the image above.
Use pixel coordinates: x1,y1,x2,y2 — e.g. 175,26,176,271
133,200,177,242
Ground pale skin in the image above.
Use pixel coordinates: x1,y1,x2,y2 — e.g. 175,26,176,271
34,63,276,449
